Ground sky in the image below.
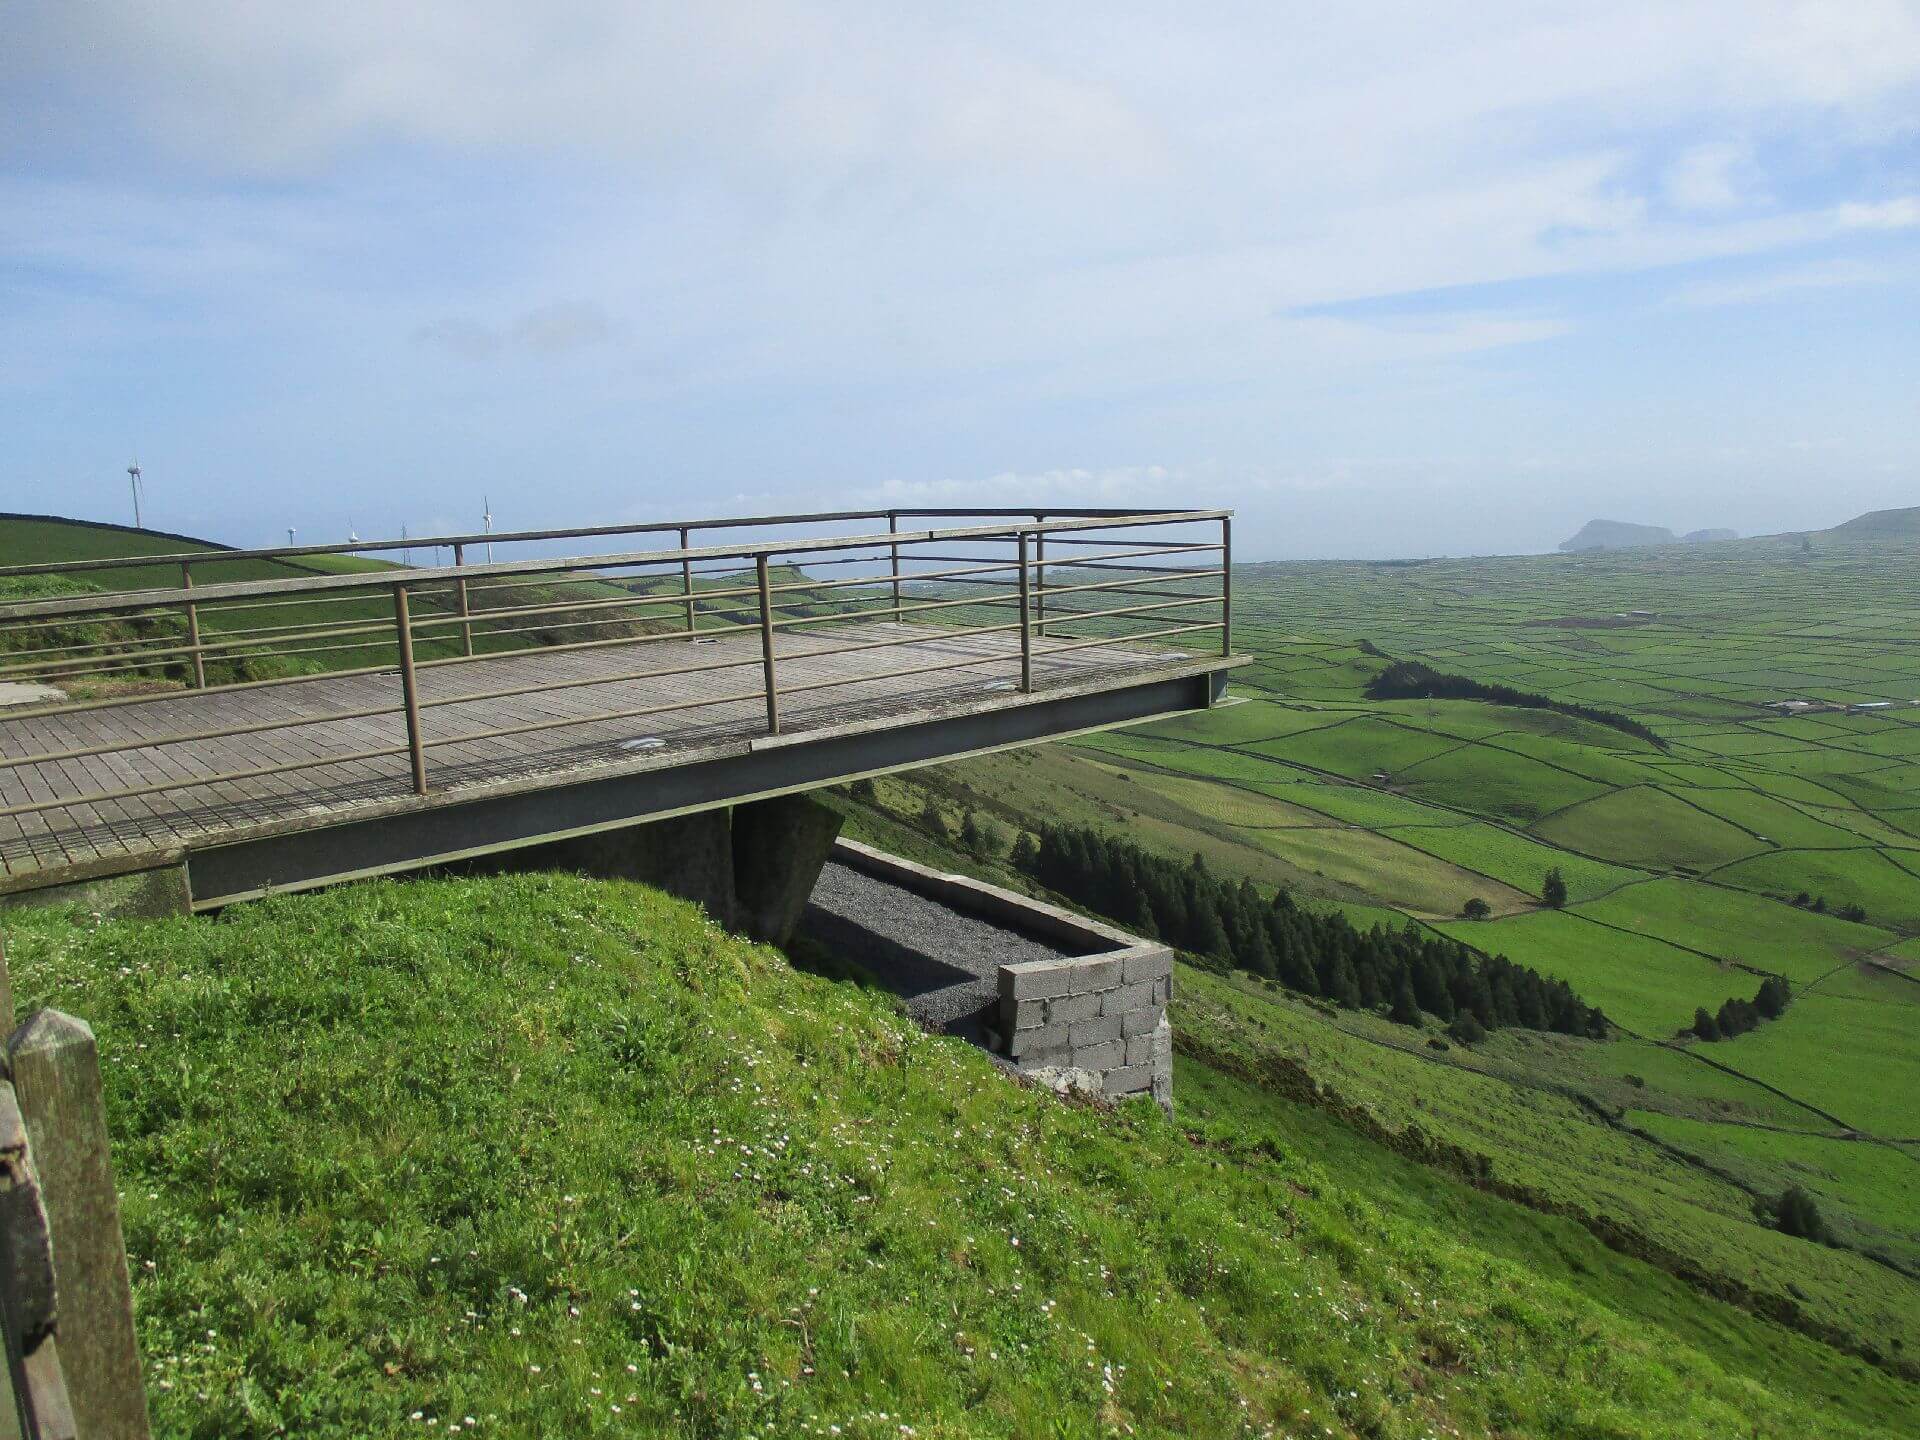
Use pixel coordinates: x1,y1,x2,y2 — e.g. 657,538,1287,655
3,1,1918,559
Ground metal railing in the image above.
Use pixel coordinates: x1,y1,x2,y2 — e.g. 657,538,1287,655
0,509,1230,827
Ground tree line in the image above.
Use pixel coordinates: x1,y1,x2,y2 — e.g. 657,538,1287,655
1011,823,1610,1041
1364,659,1665,747
1690,975,1792,1042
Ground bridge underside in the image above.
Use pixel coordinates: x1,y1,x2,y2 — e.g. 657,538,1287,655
0,623,1240,912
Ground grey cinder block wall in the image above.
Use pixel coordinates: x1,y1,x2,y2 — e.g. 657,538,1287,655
820,840,1176,1112
999,944,1173,1110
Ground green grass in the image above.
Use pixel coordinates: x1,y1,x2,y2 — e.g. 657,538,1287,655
1391,744,1609,826
1574,879,1894,982
1429,909,1740,1036
1381,821,1644,903
13,875,1913,1437
1532,786,1769,871
1710,848,1920,932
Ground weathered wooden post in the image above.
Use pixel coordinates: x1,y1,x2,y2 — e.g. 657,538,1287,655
0,1074,80,1440
7,1012,149,1439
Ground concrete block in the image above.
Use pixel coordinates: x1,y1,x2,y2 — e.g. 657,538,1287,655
1121,947,1172,984
732,794,844,946
1069,1013,1123,1047
1104,1063,1155,1096
1001,959,1078,1002
1072,957,1123,993
1044,993,1101,1026
1075,1038,1124,1071
1100,981,1157,1017
1152,1016,1174,1059
1125,1034,1156,1066
1152,975,1172,1005
1011,999,1048,1029
1018,1045,1072,1070
1121,1006,1163,1038
1009,1024,1068,1059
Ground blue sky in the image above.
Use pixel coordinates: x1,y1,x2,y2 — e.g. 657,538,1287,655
3,1,1917,558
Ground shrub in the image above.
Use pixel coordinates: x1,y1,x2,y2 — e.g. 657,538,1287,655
1460,897,1492,920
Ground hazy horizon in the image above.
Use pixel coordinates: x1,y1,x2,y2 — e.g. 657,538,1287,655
5,3,1918,560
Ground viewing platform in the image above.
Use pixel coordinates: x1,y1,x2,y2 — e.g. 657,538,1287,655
0,507,1244,912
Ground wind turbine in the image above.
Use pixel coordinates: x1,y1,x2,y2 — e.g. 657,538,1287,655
483,496,494,563
126,459,144,529
287,527,297,547
347,518,362,545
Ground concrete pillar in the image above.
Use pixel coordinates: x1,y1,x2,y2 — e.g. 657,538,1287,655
730,795,844,947
520,812,739,929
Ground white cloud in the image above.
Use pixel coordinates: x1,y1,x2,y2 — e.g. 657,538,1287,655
1663,142,1757,212
1835,196,1920,229
1668,257,1891,308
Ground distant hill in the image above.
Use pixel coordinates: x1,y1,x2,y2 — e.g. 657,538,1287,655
1559,519,1740,552
1826,506,1920,539
1558,519,1676,552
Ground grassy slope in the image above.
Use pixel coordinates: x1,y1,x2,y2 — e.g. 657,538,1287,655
879,532,1920,1403
8,873,1915,1439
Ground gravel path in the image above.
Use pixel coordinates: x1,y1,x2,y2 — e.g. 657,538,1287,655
799,861,1078,1040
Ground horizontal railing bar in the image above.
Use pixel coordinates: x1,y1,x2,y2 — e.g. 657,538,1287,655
769,650,1020,704
423,686,768,753
0,507,1210,582
0,697,408,772
412,615,761,673
1022,621,1222,658
412,652,763,715
0,512,1226,624
765,588,1020,631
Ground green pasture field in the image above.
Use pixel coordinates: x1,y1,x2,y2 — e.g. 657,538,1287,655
1379,820,1644,903
1244,714,1465,779
1710,847,1920,931
1392,743,1610,824
1430,909,1736,1036
1176,967,1920,1368
1532,786,1768,870
1673,786,1878,848
1630,1111,1920,1266
1712,992,1920,1137
1574,878,1894,981
1244,822,1533,918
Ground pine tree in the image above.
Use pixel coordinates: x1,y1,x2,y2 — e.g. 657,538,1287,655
959,809,986,855
1542,867,1568,908
1389,976,1421,1026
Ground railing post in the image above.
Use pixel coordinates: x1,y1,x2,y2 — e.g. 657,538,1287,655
180,560,205,689
756,555,779,735
1031,512,1046,638
7,1011,151,1440
452,543,474,657
392,585,429,795
679,527,696,634
1221,515,1233,657
1017,530,1032,692
887,511,903,625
